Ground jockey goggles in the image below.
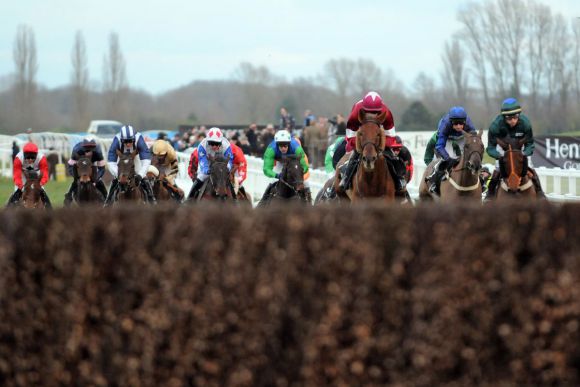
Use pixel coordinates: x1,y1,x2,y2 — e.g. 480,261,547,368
277,142,290,148
24,152,37,160
505,114,519,121
208,141,221,147
451,119,466,125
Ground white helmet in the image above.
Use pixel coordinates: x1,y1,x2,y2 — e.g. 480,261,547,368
207,127,224,144
274,130,291,143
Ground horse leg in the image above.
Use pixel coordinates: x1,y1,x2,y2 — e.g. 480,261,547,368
104,179,119,206
39,188,52,209
338,151,360,192
64,179,78,206
257,182,276,207
484,170,501,202
528,169,546,199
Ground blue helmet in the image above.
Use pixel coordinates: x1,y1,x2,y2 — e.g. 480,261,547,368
120,125,135,142
449,106,467,120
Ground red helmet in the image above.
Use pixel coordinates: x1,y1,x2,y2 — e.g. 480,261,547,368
23,142,38,153
361,91,383,112
391,136,403,149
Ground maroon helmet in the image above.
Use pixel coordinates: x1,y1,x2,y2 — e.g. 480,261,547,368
361,91,383,112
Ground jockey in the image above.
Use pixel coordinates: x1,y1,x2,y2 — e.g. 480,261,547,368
8,142,52,208
186,127,235,200
64,136,108,206
230,142,248,194
151,139,179,185
427,106,477,194
151,139,183,201
392,136,414,183
484,98,545,200
423,131,461,166
339,91,406,193
259,129,311,203
187,142,247,195
325,136,345,173
105,124,156,205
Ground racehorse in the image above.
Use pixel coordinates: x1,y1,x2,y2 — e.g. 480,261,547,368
115,150,147,205
20,168,45,209
149,165,183,203
419,129,484,203
257,155,308,207
196,156,236,202
332,112,395,202
74,156,105,205
495,137,537,200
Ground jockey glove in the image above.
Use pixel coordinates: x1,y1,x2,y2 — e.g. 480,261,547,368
275,173,280,179
134,175,142,185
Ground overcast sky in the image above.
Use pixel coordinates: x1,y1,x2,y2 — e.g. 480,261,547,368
1,0,579,94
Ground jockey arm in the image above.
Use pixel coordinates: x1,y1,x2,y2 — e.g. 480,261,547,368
136,136,151,176
39,156,49,186
435,118,451,160
224,146,234,171
107,137,121,177
296,146,309,174
486,117,502,160
188,150,198,179
94,149,107,180
233,146,248,184
13,156,24,189
262,146,277,178
521,119,535,156
198,145,211,175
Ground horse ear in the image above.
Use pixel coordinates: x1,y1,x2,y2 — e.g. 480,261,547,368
376,110,387,123
518,137,527,148
358,109,365,123
379,133,385,151
116,149,123,157
132,150,137,157
478,127,483,137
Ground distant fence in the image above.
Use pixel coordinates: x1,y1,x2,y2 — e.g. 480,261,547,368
1,132,580,201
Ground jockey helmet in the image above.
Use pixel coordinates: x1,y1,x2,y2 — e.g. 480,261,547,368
274,130,291,144
23,142,38,160
82,136,97,150
152,139,171,156
449,106,467,122
120,125,136,142
207,127,224,146
361,91,383,112
501,98,522,116
481,166,491,174
391,135,403,149
147,165,160,177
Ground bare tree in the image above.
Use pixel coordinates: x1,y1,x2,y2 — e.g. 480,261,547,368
71,30,89,130
458,3,491,114
233,62,279,122
352,59,383,96
441,37,469,103
321,58,356,111
546,15,572,130
13,24,38,131
527,0,552,113
496,0,527,97
103,32,127,120
572,19,580,104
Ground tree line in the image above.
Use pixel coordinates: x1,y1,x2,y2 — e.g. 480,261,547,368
0,0,578,135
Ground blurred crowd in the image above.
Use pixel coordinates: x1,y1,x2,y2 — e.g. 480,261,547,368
170,108,346,169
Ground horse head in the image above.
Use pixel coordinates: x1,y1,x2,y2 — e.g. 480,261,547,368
356,112,385,171
76,156,93,184
280,154,304,192
116,149,137,185
463,128,484,176
209,155,230,198
22,168,43,209
497,136,528,192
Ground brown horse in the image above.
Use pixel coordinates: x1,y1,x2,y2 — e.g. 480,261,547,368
115,150,147,205
19,169,45,209
197,156,236,202
333,112,395,202
495,137,537,200
148,165,183,203
257,155,309,207
74,156,105,205
419,129,484,203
